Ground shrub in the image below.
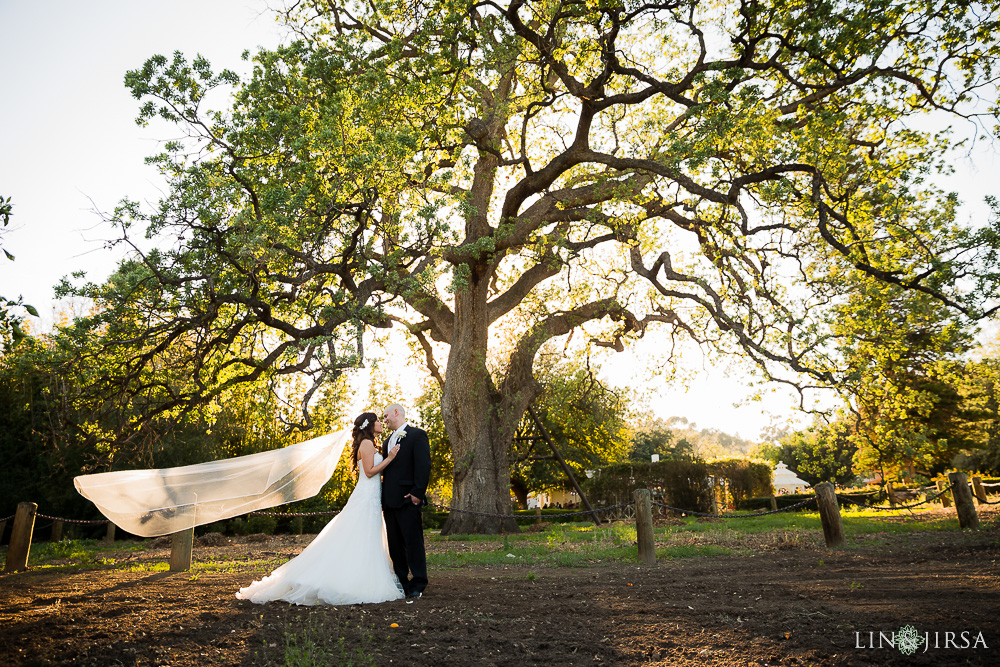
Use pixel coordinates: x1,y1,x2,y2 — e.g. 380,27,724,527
584,459,713,513
247,514,278,535
198,522,228,537
422,511,449,530
228,517,250,535
708,458,774,507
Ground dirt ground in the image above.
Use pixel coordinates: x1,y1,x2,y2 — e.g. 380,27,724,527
2,507,998,666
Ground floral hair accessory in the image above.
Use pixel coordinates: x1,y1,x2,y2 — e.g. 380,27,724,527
359,419,369,430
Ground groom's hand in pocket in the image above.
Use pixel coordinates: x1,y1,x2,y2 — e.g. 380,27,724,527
404,493,421,506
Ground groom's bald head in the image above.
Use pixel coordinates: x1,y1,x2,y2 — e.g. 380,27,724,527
383,403,406,430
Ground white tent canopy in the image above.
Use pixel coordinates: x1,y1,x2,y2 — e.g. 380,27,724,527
772,461,810,494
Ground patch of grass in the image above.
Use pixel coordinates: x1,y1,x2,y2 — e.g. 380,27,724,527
278,615,377,667
430,522,595,543
117,556,286,575
193,557,288,574
838,508,960,535
123,562,170,573
24,538,145,567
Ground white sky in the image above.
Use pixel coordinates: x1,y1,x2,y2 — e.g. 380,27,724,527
1,1,996,441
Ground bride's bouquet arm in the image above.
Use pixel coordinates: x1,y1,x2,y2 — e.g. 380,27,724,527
360,440,399,478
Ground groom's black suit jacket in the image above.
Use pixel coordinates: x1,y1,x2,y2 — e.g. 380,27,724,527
381,425,431,509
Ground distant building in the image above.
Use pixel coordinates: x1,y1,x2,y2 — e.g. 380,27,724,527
773,461,810,494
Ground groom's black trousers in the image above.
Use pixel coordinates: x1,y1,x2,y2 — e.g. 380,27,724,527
383,504,427,594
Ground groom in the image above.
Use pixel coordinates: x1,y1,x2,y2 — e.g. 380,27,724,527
381,403,431,599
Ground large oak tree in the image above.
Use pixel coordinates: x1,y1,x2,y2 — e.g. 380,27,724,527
72,0,1000,532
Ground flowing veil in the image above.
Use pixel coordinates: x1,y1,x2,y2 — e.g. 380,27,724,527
74,430,352,538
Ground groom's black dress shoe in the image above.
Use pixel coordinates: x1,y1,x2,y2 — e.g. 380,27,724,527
406,591,422,599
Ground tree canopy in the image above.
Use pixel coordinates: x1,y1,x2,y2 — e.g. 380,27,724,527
61,0,1000,532
1,195,38,349
753,417,858,486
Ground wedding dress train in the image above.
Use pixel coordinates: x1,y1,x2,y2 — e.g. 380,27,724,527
236,453,404,606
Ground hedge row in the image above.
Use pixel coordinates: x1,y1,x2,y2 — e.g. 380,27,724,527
584,458,774,514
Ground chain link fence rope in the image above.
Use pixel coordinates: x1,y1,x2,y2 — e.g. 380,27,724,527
424,500,632,520
838,484,953,511
248,510,341,518
35,513,110,525
652,497,817,518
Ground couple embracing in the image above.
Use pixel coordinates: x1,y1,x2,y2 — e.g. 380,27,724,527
238,403,431,605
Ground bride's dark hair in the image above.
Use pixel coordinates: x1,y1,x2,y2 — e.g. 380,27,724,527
351,412,378,472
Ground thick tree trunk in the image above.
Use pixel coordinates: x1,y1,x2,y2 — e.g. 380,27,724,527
439,264,529,534
439,335,526,533
439,402,520,534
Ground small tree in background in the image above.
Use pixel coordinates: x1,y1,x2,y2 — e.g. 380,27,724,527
754,418,858,486
629,417,695,463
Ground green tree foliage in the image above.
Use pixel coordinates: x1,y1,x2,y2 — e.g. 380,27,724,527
0,195,38,349
0,321,351,521
945,349,1000,473
62,0,1000,532
753,419,859,486
832,272,976,481
413,381,458,503
628,417,695,462
0,336,88,519
509,357,633,506
417,356,632,508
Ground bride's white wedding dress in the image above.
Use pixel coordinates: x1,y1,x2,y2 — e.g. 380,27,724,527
236,453,404,606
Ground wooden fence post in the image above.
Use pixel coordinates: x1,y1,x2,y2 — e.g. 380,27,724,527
769,495,778,512
948,472,980,530
534,506,542,526
633,489,656,566
814,483,845,548
936,480,951,508
4,502,38,572
169,527,195,571
885,482,897,506
51,520,64,542
971,476,987,504
104,522,116,543
0,518,6,545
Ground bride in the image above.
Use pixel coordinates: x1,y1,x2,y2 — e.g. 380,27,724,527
236,412,405,606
